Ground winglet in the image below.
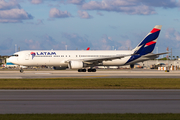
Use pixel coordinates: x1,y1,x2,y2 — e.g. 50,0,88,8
86,47,90,50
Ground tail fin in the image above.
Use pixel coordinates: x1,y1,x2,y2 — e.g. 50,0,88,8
133,25,162,55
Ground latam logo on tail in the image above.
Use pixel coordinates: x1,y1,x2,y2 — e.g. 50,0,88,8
144,27,161,47
30,52,56,56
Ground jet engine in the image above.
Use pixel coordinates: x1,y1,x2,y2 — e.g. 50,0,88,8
68,61,84,69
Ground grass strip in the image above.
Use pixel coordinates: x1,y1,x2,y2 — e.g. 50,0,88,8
0,114,180,120
0,78,180,89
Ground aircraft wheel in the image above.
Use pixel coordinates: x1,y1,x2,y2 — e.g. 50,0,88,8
88,69,96,72
130,64,134,69
92,69,96,72
20,69,24,73
78,69,86,72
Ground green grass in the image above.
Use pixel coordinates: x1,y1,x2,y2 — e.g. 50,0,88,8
0,114,180,120
0,78,180,89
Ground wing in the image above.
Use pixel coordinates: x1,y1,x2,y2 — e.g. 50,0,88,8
83,54,132,63
143,52,169,58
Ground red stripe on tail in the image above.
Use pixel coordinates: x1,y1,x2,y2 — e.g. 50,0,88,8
150,28,160,33
146,41,156,46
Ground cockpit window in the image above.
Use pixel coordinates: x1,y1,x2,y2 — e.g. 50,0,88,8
11,54,19,57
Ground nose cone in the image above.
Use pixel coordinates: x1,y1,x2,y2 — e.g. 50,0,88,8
8,57,17,64
8,57,13,63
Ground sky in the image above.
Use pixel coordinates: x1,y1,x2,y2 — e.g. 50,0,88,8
1,0,180,57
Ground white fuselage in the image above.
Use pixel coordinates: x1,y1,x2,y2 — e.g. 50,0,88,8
9,50,137,67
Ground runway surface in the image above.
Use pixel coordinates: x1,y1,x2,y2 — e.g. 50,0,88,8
0,89,180,114
0,69,180,78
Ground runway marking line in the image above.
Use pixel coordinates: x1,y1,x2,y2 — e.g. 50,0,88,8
80,75,109,78
49,75,109,78
0,77,22,79
35,73,52,74
0,98,180,101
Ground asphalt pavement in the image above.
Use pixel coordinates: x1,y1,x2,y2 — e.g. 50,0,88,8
0,89,180,114
0,69,180,78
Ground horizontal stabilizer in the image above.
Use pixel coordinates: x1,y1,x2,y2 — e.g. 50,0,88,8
143,52,169,58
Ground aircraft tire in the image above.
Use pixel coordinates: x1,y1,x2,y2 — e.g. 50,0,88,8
92,69,96,72
88,69,96,72
78,69,86,72
130,64,134,69
20,69,24,73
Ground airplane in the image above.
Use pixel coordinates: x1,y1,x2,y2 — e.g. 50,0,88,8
9,25,168,73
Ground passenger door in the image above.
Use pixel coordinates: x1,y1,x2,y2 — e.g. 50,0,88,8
25,54,30,60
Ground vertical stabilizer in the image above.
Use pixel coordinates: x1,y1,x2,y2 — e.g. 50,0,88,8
133,25,162,55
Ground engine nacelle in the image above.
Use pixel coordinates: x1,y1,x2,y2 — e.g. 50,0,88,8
53,66,67,70
68,61,83,69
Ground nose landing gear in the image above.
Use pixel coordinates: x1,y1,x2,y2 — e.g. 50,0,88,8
20,68,24,73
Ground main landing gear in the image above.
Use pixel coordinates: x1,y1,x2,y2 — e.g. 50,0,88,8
78,69,86,72
88,69,96,72
78,68,96,72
